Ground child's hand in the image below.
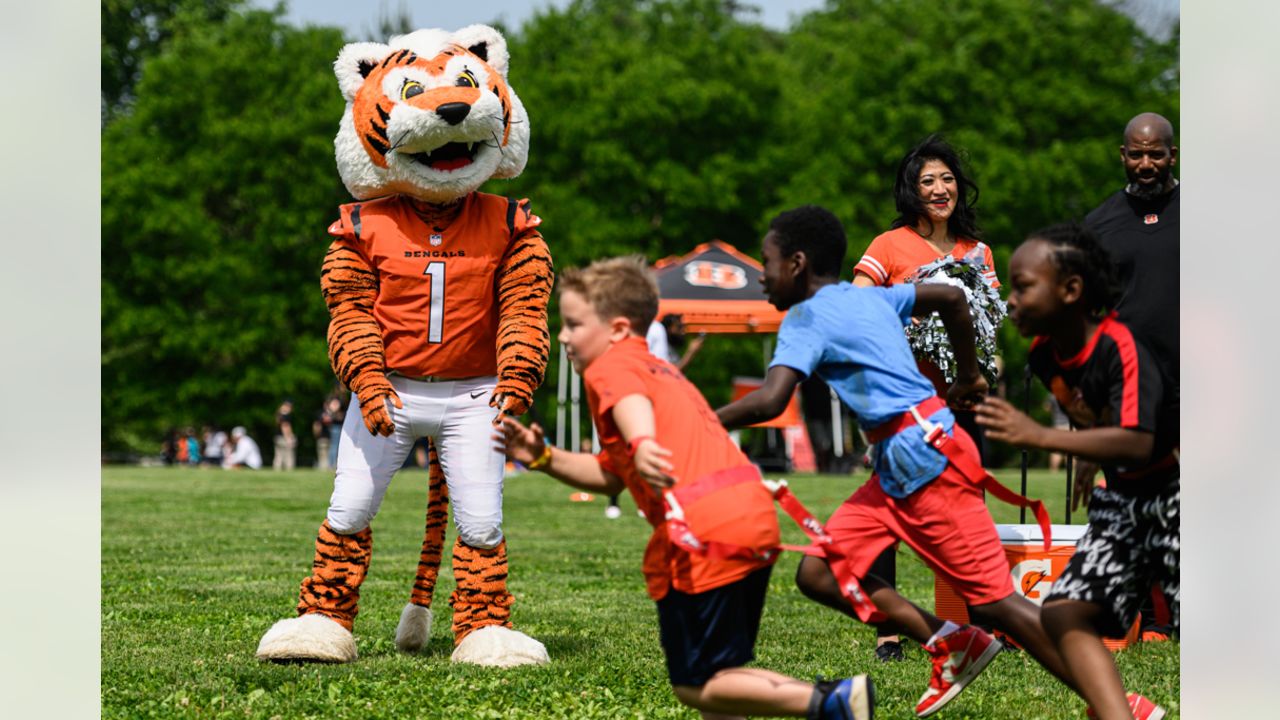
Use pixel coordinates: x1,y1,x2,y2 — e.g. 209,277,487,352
974,397,1045,448
632,438,676,490
947,374,989,410
494,416,545,466
1071,460,1101,512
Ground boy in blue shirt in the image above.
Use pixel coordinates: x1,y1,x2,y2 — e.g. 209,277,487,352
719,205,1077,717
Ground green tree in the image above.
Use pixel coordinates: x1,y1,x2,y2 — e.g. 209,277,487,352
102,0,245,121
767,0,1177,464
102,8,349,453
500,0,786,409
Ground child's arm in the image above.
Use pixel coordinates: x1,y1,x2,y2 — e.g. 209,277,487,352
716,365,805,429
911,284,988,407
974,396,1155,465
495,417,625,494
610,394,676,489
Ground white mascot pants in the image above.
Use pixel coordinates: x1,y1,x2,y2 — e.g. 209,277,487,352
327,374,505,549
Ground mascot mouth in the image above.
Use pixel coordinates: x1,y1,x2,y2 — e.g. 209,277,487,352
406,141,480,172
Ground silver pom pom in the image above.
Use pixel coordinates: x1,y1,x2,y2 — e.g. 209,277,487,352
903,254,1005,385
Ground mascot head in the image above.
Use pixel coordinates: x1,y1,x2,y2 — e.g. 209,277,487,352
333,25,529,203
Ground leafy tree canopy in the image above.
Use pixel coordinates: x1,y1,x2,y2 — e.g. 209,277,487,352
101,0,1178,463
102,0,246,121
102,8,348,451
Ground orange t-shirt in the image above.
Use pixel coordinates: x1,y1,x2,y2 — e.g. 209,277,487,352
853,226,999,288
327,192,541,378
583,337,780,600
853,226,999,393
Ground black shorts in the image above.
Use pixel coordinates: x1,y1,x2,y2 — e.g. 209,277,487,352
1046,479,1180,636
655,564,772,686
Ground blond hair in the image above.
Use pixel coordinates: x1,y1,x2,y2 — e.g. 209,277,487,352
558,255,659,334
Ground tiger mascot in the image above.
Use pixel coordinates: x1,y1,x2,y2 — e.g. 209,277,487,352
255,25,552,667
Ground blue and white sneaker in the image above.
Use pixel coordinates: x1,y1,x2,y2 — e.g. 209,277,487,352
814,675,875,720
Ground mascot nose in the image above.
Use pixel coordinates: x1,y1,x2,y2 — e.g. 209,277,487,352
435,102,471,126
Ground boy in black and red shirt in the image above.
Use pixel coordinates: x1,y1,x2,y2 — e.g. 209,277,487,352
976,223,1177,720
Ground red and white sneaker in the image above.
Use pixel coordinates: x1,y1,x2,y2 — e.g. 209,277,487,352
914,624,1003,717
1085,693,1166,720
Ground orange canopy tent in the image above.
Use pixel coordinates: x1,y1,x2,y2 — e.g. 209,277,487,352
653,240,786,334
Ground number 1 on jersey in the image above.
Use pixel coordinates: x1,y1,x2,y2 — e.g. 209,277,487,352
424,261,445,344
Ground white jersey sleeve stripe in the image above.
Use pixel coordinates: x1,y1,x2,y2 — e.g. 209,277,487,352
855,255,888,283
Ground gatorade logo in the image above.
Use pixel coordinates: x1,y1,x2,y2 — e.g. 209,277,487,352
1011,558,1053,603
684,261,747,290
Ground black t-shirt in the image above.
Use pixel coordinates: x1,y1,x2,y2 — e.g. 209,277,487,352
1085,185,1179,392
1028,315,1178,491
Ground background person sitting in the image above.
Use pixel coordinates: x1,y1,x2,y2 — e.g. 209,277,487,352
222,426,263,470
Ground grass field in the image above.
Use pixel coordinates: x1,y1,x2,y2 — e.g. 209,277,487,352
102,466,1178,719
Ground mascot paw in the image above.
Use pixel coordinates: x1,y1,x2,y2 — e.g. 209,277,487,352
255,614,357,663
394,603,433,653
450,626,549,668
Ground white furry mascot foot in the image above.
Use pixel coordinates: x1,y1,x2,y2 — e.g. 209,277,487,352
255,614,358,663
450,625,549,668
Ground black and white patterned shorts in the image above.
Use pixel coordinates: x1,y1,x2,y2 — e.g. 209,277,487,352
1045,479,1180,637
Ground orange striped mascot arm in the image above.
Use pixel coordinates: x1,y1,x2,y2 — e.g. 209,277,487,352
491,210,554,419
319,238,400,437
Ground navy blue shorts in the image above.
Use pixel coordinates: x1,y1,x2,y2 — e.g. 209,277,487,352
656,564,772,686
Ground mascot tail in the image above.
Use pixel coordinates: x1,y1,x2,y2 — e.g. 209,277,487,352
395,441,449,653
412,442,450,608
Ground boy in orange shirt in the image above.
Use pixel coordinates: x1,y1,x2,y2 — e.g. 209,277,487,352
496,256,875,720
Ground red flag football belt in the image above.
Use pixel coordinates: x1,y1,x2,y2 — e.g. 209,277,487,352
662,398,1053,623
662,466,887,624
866,397,1053,551
865,396,947,444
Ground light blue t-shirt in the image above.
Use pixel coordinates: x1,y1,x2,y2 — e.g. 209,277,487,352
770,282,956,497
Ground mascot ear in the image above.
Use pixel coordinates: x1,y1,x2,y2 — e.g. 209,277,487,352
334,42,394,101
451,25,510,78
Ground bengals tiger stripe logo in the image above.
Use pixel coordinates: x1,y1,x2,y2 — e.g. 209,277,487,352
683,261,747,289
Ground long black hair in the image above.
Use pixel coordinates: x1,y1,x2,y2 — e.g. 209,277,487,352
1028,222,1120,317
890,134,982,240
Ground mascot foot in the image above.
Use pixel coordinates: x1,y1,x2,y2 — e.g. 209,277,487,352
255,614,357,663
450,626,549,668
395,603,434,653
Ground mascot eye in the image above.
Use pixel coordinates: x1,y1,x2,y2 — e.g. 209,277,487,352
401,80,425,100
455,70,479,88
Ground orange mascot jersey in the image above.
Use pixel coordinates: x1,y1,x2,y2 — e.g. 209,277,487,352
327,192,541,378
584,337,780,600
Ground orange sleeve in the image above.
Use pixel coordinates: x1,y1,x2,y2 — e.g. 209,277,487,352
853,233,894,286
511,198,543,235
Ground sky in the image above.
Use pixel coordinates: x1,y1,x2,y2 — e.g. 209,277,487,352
247,0,828,37
248,0,1179,41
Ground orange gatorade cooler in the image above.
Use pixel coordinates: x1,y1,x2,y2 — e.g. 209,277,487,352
933,524,1141,651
